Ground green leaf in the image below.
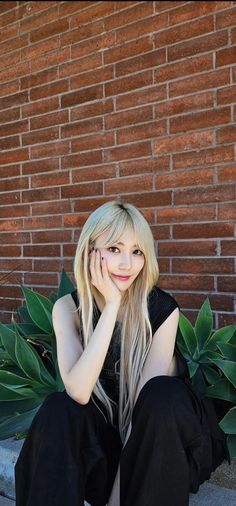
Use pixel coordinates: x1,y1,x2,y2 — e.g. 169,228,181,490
0,370,33,387
0,324,18,365
188,361,199,379
202,365,221,385
219,406,236,434
58,269,75,299
0,406,41,440
227,434,236,459
0,384,38,401
199,350,223,364
178,313,198,358
211,360,236,388
205,325,236,351
15,323,43,337
216,343,236,362
17,305,34,324
192,367,207,394
207,378,236,403
21,286,53,334
14,325,55,387
195,298,213,350
0,398,44,418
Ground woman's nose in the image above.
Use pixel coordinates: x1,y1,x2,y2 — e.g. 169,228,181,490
119,253,132,269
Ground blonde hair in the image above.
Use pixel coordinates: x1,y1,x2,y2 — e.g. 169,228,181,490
74,200,159,443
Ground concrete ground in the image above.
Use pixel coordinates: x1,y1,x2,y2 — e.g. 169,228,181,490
0,437,235,505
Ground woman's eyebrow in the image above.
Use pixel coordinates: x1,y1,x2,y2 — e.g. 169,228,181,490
116,241,138,247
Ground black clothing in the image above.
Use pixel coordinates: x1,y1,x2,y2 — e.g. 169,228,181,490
15,287,229,506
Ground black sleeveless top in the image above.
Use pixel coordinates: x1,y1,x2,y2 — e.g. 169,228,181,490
70,286,187,411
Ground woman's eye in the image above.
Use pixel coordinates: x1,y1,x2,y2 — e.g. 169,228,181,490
108,247,119,253
134,249,143,255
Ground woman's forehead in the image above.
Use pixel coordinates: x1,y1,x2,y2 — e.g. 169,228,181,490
96,226,137,245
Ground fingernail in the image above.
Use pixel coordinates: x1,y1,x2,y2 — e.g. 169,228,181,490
102,256,104,260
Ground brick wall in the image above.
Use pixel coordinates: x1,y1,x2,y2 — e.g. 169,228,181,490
0,1,235,327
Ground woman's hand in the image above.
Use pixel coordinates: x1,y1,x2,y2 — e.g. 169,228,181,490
89,248,122,306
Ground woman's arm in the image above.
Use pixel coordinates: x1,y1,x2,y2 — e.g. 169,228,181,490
52,293,120,404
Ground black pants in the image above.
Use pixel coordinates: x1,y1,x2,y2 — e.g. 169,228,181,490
15,376,229,506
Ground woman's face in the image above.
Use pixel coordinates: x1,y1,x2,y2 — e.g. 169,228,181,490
93,227,145,294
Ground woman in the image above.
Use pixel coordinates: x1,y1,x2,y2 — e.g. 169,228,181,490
15,201,229,506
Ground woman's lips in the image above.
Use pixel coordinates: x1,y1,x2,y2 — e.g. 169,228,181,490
112,274,131,281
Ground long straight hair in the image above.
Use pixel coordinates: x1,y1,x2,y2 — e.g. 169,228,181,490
74,201,159,443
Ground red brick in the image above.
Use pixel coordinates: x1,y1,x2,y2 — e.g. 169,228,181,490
159,240,217,257
0,120,28,137
0,107,20,124
30,141,69,159
218,203,236,220
0,192,20,205
20,4,58,33
61,19,103,47
61,85,103,108
0,204,29,219
116,13,168,44
62,151,103,170
106,70,152,97
174,184,234,205
33,259,65,272
23,245,60,257
0,285,25,299
63,244,77,257
61,117,103,138
71,32,116,62
216,46,236,67
116,49,166,78
170,69,230,97
63,215,88,228
156,54,213,83
105,105,152,130
30,110,69,131
117,120,167,144
21,68,58,90
70,2,115,27
159,274,214,292
216,6,236,28
0,33,28,55
22,127,59,146
169,1,231,25
219,313,236,326
30,19,69,44
22,188,60,204
31,172,69,189
0,62,30,83
217,277,236,293
155,92,214,118
173,222,234,239
32,200,71,217
118,192,171,210
24,272,58,286
0,258,32,272
105,2,153,31
156,169,214,190
71,132,114,153
178,293,234,312
157,205,216,223
71,66,113,90
216,125,236,144
22,158,59,175
73,197,115,214
72,165,116,183
0,164,20,178
31,47,70,73
59,1,96,17
170,107,231,134
104,142,151,163
0,6,23,27
60,53,102,79
61,182,103,199
32,230,72,244
21,37,59,62
155,16,214,48
0,245,21,257
22,96,59,118
0,79,19,98
0,49,20,72
71,99,113,122
117,84,167,110
0,148,29,165
0,231,30,244
154,131,213,154
104,175,153,195
104,35,153,65
173,258,234,274
168,31,228,62
120,157,169,177
24,216,62,230
221,240,236,256
217,162,236,183
0,136,20,150
30,80,68,101
0,91,28,111
173,146,234,170
217,85,236,105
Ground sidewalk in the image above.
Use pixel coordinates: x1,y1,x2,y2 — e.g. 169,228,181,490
0,437,235,505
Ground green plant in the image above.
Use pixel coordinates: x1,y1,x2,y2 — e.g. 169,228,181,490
0,270,75,440
177,298,236,458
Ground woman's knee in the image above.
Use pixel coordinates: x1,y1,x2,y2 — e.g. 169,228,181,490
133,376,184,422
34,390,88,425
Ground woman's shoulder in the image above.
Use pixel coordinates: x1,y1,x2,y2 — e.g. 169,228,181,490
148,285,179,334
